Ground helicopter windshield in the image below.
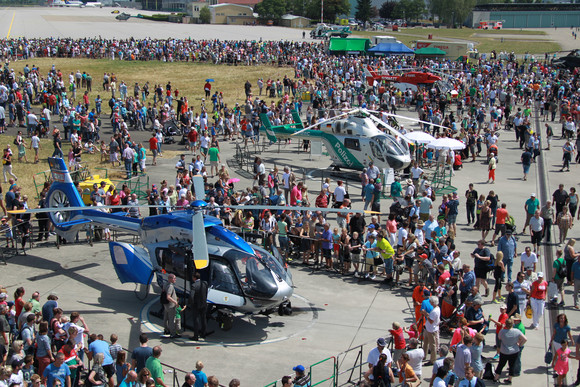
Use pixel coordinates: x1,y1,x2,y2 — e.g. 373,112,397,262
373,135,408,156
253,245,293,287
224,250,278,299
210,259,243,296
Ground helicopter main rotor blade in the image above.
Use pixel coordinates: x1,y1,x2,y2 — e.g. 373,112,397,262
228,204,380,215
366,109,451,132
290,110,354,136
192,175,205,201
192,211,209,269
365,112,413,145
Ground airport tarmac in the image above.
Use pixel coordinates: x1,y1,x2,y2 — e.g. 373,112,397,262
1,102,579,386
0,7,311,40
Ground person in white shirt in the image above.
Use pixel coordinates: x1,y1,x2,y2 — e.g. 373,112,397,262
411,162,424,188
364,338,392,384
333,181,347,207
422,296,441,364
405,338,424,380
30,132,40,163
520,246,537,273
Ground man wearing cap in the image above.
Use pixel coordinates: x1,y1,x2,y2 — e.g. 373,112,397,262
292,365,310,387
530,272,548,329
522,193,540,234
364,338,392,384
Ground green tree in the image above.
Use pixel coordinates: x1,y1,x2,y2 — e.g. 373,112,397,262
355,0,372,23
254,0,287,23
306,0,350,23
379,1,397,19
199,6,211,24
430,0,475,25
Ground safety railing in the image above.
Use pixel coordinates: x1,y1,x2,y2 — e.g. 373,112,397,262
310,356,337,387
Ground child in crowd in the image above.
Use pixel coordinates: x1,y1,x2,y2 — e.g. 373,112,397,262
552,340,573,387
388,322,406,368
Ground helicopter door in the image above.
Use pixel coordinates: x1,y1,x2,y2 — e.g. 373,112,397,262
109,242,154,285
208,258,245,307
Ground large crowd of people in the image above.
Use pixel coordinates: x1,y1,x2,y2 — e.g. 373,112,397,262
0,32,579,387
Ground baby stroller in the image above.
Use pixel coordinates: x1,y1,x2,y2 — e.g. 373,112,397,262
440,301,465,336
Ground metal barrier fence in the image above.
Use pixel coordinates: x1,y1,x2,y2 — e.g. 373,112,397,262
262,338,395,387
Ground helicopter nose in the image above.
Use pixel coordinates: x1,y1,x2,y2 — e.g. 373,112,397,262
386,155,410,170
274,280,293,302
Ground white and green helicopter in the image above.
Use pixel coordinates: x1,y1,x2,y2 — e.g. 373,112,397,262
260,108,415,171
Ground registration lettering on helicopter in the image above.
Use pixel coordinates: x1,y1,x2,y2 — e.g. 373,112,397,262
334,142,353,167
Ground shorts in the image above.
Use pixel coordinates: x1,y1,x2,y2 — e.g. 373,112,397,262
555,278,564,292
278,235,288,251
351,253,361,263
494,224,506,236
531,230,542,245
189,141,196,149
383,258,393,275
103,364,115,379
333,243,340,253
201,147,208,155
139,159,146,170
210,160,218,168
523,164,530,174
322,248,332,259
447,214,457,224
152,149,158,157
366,257,375,267
404,257,414,268
474,266,488,279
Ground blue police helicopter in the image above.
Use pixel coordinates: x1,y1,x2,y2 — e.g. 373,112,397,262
35,157,294,330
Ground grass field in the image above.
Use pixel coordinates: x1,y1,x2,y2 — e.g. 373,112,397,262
353,27,560,54
28,58,295,109
3,59,293,199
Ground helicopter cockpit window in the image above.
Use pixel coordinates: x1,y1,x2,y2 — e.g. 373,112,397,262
224,250,278,298
253,245,286,282
210,259,242,296
370,141,385,162
374,135,406,156
344,138,360,151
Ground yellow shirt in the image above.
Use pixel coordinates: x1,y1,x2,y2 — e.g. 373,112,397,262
376,238,395,260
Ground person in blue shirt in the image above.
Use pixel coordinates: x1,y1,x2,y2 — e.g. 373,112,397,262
88,334,114,386
497,231,518,282
363,181,375,211
459,265,476,304
119,371,137,387
572,259,580,309
43,353,71,387
322,223,333,270
192,361,208,387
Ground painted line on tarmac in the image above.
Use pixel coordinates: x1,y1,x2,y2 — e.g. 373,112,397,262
139,293,318,347
6,11,15,39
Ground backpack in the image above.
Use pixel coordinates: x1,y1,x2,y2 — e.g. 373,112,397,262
160,289,169,305
556,258,567,279
483,362,495,380
487,253,496,270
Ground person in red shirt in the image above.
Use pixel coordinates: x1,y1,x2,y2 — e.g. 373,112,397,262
204,82,211,98
530,272,548,329
491,203,509,246
187,129,198,153
14,287,25,318
389,321,406,366
437,264,451,285
148,133,158,166
489,304,509,360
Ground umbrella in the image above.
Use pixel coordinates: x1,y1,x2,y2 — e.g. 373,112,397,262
427,137,466,150
228,178,240,184
205,79,215,82
405,131,436,145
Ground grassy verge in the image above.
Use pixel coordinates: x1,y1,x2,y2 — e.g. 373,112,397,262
353,27,555,53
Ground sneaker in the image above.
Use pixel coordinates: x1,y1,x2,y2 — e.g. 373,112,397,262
354,271,359,277
370,274,376,280
364,273,370,279
493,299,499,304
493,354,500,360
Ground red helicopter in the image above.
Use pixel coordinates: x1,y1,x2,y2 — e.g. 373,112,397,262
364,65,442,87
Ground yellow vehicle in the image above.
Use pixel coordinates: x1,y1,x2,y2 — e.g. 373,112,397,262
78,174,115,205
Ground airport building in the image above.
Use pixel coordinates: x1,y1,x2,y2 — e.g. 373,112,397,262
471,3,580,28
